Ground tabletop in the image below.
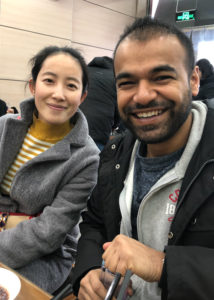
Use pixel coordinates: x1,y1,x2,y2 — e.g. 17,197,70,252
0,262,76,300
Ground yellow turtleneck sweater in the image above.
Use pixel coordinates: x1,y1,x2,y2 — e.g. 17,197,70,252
1,115,72,194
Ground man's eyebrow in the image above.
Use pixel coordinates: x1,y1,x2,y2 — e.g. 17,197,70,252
115,72,133,82
115,65,177,82
151,65,177,74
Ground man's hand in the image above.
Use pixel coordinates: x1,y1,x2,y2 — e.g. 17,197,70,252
78,268,107,300
102,234,165,282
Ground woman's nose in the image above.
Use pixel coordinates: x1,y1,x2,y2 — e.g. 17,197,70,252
52,84,66,100
133,80,157,105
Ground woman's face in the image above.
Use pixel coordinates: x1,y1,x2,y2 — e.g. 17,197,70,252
29,53,87,125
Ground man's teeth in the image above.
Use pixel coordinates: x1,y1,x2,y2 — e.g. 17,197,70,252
136,110,162,118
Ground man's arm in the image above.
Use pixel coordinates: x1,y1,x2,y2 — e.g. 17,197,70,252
78,269,107,300
76,233,164,300
102,234,165,282
72,133,135,297
102,235,214,300
72,191,107,294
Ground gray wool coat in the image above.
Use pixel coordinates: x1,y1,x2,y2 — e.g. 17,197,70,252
0,98,99,292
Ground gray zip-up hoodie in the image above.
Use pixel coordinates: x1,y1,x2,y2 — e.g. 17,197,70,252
119,101,207,299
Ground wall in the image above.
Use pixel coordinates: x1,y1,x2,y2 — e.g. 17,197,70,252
0,0,146,109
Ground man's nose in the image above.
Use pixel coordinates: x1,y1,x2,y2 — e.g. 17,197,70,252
52,84,66,100
133,80,157,104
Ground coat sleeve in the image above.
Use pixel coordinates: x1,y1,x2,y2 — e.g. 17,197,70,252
72,179,109,294
0,150,99,269
160,245,214,299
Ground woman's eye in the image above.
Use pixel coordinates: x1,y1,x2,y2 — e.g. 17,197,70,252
44,78,54,83
67,83,77,89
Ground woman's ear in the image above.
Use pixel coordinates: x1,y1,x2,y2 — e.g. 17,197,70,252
29,79,35,96
80,91,88,104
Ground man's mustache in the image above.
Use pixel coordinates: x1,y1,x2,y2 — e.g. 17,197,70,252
123,100,174,114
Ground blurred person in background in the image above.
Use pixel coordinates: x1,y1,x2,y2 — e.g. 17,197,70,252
0,99,8,117
80,56,122,150
7,106,19,114
193,58,214,100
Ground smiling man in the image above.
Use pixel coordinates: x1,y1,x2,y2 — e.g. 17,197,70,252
73,17,214,300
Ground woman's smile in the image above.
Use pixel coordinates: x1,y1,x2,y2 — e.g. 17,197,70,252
47,103,67,111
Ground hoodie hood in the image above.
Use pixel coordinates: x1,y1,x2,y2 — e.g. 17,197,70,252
88,56,113,69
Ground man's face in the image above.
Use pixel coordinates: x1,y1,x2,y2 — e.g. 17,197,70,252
114,36,199,144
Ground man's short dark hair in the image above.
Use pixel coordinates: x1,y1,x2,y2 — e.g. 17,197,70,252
114,17,195,76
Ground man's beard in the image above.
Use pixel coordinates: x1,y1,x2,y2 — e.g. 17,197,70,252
120,92,192,144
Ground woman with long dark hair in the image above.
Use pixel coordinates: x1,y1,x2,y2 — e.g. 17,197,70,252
0,46,99,293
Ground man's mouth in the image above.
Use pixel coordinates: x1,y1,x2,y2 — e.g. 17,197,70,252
134,109,163,119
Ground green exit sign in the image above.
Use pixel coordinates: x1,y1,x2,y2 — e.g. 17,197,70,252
176,10,196,22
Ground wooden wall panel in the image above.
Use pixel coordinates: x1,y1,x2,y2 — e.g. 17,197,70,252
71,43,113,63
0,27,71,81
72,0,135,50
84,0,137,16
0,80,31,110
1,0,74,39
0,0,141,107
136,0,148,17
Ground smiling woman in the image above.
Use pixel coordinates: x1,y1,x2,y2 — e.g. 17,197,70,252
29,49,87,125
0,46,99,294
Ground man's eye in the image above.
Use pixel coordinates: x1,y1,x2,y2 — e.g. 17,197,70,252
118,81,135,88
155,75,173,81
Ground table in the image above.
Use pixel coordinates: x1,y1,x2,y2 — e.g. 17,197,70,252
0,262,76,300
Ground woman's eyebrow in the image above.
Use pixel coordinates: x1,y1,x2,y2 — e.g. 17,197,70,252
41,71,56,77
67,76,81,83
41,72,81,83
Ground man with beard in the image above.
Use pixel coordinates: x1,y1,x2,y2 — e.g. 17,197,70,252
72,17,214,300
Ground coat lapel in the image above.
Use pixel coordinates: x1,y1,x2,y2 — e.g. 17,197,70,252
0,118,29,180
170,106,214,244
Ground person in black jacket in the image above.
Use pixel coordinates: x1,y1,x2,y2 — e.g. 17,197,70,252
0,99,8,117
193,58,214,100
73,17,214,300
80,56,121,150
7,106,19,114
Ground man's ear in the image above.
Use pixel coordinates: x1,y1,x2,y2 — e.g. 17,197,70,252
191,66,200,97
29,79,35,96
80,91,88,104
